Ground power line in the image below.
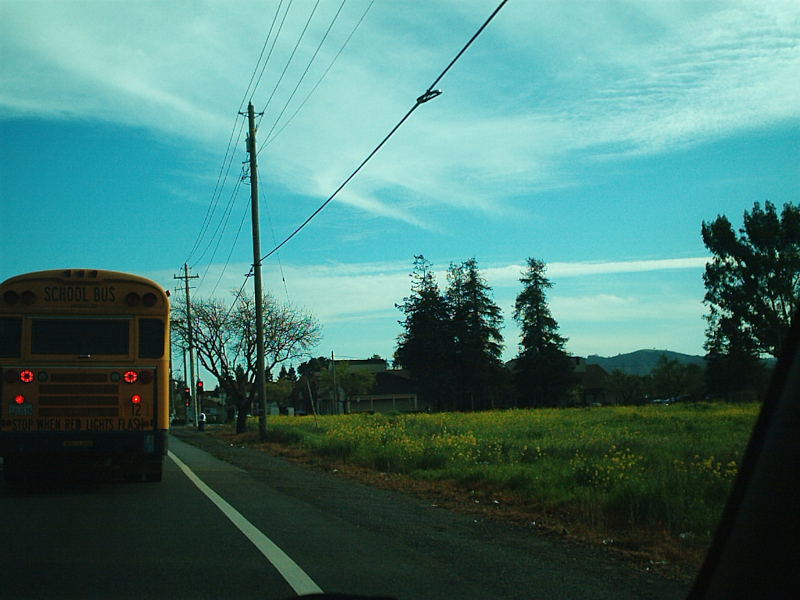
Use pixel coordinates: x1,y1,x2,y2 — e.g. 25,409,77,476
184,0,288,267
192,169,246,270
207,192,252,298
246,0,289,105
260,0,510,262
259,0,320,124
184,119,246,265
259,169,292,303
259,0,347,149
260,0,374,152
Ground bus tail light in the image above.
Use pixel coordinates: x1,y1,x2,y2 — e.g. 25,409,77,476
131,395,142,404
139,370,153,384
123,371,138,384
20,370,34,383
15,395,25,404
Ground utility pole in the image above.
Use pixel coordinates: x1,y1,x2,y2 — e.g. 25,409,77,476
331,351,337,415
244,102,269,442
182,348,188,420
174,264,199,426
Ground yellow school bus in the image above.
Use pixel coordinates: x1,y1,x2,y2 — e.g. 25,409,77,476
0,269,170,483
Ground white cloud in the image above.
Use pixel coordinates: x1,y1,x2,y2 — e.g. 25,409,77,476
151,255,708,358
2,2,790,362
486,257,708,287
3,1,797,224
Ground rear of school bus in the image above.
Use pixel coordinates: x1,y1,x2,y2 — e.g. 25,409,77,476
0,269,170,483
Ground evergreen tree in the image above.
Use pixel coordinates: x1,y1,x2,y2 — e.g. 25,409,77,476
512,257,575,407
446,258,505,411
394,256,455,411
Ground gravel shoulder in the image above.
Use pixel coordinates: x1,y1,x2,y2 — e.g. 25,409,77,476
172,426,693,600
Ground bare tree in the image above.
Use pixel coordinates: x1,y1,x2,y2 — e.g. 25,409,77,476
172,291,321,433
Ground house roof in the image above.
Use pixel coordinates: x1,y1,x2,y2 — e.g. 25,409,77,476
359,370,417,396
576,364,608,390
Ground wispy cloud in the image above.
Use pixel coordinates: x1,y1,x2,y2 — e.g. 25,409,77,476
3,1,797,224
154,255,706,319
486,257,708,287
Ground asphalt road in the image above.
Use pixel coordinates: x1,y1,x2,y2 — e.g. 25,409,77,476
0,431,692,600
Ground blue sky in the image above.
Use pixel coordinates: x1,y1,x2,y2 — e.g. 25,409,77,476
1,0,798,372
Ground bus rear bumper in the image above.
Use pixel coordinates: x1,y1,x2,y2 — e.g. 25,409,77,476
0,429,169,458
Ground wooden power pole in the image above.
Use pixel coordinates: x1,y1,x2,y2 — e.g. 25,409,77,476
174,264,199,426
245,102,269,441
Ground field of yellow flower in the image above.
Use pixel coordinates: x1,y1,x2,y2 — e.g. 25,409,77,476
250,403,759,545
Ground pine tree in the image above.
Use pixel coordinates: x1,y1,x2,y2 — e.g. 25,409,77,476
394,256,455,411
513,258,574,407
446,258,505,411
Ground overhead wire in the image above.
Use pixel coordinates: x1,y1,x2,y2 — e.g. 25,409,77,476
259,0,347,149
191,156,247,269
215,0,342,315
184,119,247,267
193,0,509,316
200,0,354,312
184,0,287,269
250,0,294,109
259,172,292,303
257,0,318,123
208,197,252,298
260,0,374,152
259,0,510,263
247,0,289,104
197,173,246,291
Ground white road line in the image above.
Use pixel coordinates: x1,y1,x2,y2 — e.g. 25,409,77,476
168,451,323,596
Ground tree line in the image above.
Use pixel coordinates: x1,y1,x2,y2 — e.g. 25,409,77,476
172,200,798,428
395,200,798,408
394,255,576,410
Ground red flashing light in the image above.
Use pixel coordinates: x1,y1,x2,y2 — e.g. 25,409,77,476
123,371,138,384
142,293,157,307
20,370,34,383
15,395,25,405
131,395,142,404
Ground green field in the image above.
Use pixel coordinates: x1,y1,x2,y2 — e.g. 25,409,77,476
247,403,759,549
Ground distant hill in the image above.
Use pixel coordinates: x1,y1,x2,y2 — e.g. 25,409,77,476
586,350,705,377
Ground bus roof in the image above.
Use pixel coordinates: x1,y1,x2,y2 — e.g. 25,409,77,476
1,269,165,291
1,269,169,314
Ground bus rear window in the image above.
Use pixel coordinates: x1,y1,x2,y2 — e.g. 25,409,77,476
139,319,165,358
0,317,22,358
31,318,130,355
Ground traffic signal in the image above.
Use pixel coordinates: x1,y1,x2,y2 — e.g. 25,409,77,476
196,380,204,397
184,387,190,405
